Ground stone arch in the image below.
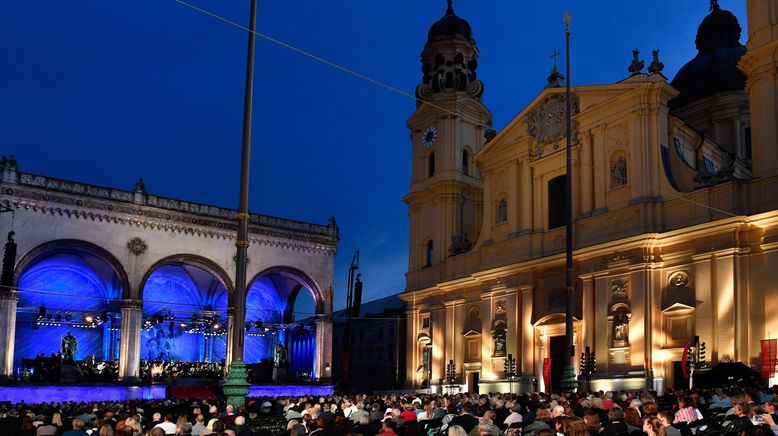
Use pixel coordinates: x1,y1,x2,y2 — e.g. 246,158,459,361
533,313,582,327
247,266,326,316
137,254,234,301
13,239,130,298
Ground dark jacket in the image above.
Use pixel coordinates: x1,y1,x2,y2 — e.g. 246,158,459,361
602,421,629,436
449,414,479,434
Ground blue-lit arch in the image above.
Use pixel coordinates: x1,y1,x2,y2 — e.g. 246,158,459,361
244,266,322,376
139,255,231,363
13,240,127,374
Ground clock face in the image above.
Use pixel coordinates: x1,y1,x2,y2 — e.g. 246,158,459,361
422,126,438,147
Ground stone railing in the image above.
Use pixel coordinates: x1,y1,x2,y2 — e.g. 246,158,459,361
10,171,337,239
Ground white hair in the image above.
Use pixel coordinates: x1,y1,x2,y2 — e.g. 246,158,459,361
235,416,246,425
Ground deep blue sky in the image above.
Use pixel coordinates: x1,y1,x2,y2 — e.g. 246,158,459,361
0,1,747,313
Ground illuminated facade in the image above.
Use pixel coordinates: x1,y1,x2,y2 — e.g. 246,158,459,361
401,1,778,392
0,162,338,382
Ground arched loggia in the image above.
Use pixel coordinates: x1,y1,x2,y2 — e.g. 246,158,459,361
243,266,328,381
11,240,129,378
138,255,233,364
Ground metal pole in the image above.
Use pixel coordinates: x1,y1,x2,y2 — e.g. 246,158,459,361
224,0,257,407
561,10,578,393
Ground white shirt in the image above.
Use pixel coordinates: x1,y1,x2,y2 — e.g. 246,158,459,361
154,421,177,435
504,412,523,426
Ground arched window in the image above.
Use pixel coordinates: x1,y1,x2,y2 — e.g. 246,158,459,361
548,175,566,230
425,240,434,267
428,152,436,178
462,149,470,176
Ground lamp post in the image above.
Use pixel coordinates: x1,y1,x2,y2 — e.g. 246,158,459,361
560,10,579,393
445,359,457,394
579,346,596,392
341,250,359,391
504,353,518,394
224,0,257,407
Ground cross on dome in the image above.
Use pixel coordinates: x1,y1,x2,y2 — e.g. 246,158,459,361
710,0,719,11
446,0,454,15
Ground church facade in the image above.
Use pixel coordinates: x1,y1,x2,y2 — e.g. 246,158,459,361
400,1,778,393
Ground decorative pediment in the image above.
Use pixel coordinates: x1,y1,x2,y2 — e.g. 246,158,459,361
662,302,695,314
525,93,580,161
463,329,481,337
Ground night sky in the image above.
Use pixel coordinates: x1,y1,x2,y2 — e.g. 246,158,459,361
0,1,747,313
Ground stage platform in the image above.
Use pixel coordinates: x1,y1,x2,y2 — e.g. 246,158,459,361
0,384,334,403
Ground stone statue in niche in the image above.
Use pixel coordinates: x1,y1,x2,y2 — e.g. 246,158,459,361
494,300,506,316
612,310,629,346
493,329,507,357
611,156,628,187
497,199,507,223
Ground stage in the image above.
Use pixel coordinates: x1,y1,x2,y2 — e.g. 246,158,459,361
0,384,334,403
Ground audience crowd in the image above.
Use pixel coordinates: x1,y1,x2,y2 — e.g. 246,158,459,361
1,386,777,436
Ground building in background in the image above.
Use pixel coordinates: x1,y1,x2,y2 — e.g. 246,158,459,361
331,294,406,391
401,1,778,393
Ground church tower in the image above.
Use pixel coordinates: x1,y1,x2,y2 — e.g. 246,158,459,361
739,0,778,178
404,1,492,290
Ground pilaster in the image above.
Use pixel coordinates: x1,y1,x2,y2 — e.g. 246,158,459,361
0,291,18,380
314,314,333,382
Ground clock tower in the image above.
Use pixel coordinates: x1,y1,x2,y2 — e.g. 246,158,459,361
404,0,492,290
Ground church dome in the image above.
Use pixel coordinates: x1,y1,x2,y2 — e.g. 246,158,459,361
669,1,746,109
427,1,472,44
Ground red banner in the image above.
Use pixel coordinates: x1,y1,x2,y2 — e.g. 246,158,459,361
543,357,552,390
761,339,777,379
681,343,690,379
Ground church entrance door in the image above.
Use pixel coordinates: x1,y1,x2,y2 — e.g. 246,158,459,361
549,336,566,393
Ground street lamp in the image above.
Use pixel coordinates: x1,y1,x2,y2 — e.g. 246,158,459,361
560,9,579,393
504,353,518,393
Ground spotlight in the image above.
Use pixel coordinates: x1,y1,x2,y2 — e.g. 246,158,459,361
213,323,220,329
84,315,94,324
179,323,187,329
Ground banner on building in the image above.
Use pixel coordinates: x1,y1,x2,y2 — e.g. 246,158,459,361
681,342,690,379
761,339,777,379
543,357,551,389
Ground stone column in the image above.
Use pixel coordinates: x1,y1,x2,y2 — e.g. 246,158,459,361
0,291,18,380
118,299,143,381
314,314,333,382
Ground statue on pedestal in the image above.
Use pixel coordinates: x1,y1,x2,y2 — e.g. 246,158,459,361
61,332,77,362
273,343,287,368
